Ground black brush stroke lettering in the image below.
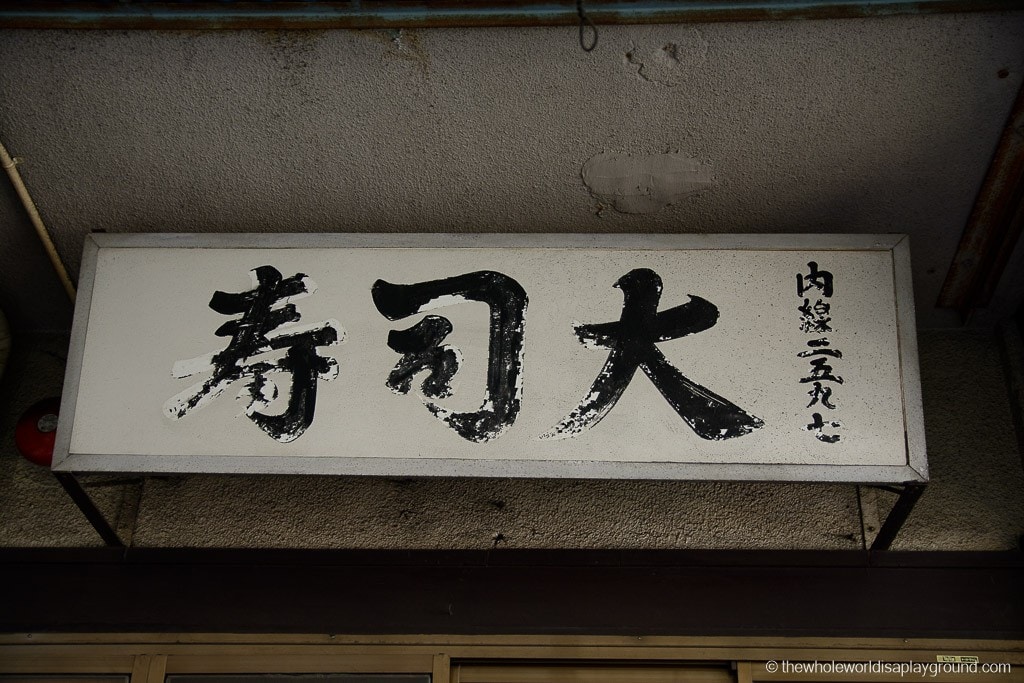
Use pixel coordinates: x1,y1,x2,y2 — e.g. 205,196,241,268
165,266,340,443
372,271,527,443
543,268,763,441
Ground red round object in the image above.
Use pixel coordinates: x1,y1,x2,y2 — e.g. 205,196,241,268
15,397,62,467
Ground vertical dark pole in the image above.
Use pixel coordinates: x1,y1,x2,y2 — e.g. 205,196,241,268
870,483,926,552
53,472,125,548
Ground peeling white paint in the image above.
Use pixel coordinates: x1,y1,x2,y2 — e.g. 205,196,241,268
582,151,715,214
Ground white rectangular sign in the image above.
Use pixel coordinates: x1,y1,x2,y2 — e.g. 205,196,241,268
53,233,927,482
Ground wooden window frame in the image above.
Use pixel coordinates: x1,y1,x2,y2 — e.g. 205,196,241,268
1,635,1022,683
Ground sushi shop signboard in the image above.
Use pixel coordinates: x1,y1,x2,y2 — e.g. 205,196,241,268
53,233,927,483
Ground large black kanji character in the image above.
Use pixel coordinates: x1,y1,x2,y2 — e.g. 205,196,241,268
372,271,528,443
165,266,342,443
543,268,764,441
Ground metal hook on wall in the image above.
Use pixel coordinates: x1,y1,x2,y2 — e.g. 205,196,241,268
577,0,598,52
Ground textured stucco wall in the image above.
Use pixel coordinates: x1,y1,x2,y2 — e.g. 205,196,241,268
1,14,1023,331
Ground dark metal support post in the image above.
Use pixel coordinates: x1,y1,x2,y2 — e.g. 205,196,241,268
53,472,125,548
870,483,926,552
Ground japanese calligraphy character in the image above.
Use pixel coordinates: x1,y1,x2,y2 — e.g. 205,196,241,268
805,412,841,443
164,266,342,443
800,357,844,385
799,298,832,333
543,268,763,441
797,261,834,297
372,271,527,443
806,382,836,410
798,346,842,359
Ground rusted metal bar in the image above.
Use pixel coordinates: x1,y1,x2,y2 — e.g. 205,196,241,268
939,82,1024,319
1,1,1022,30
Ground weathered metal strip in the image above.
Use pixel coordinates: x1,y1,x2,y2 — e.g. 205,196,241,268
1,1,1021,30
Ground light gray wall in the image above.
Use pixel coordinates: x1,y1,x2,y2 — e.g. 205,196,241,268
1,13,1023,331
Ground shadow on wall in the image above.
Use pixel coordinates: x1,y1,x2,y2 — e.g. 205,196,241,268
0,176,74,332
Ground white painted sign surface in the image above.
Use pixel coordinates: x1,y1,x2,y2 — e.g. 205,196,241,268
53,234,927,482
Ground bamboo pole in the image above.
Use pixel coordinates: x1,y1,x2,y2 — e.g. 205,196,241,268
1,139,76,302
